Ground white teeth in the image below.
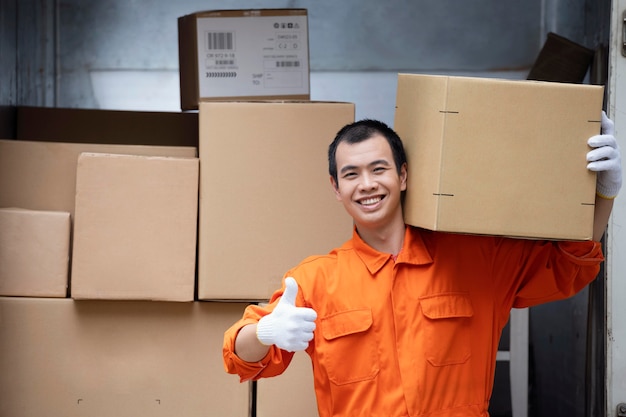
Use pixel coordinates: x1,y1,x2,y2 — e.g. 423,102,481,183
361,197,381,205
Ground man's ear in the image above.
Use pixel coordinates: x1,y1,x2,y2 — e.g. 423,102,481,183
330,176,342,201
400,163,408,191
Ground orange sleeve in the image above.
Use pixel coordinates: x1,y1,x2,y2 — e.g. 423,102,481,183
511,240,603,308
222,295,296,382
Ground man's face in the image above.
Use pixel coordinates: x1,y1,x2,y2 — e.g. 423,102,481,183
330,134,407,230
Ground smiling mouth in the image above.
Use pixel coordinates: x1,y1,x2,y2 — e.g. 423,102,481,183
359,196,384,206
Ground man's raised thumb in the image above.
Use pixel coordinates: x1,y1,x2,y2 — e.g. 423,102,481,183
280,277,299,307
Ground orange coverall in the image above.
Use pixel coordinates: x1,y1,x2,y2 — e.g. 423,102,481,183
223,225,603,417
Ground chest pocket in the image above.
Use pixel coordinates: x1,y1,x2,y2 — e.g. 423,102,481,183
321,308,379,385
419,293,474,367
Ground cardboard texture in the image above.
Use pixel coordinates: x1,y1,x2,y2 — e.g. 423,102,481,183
16,106,199,147
256,351,319,417
0,208,70,297
0,298,251,417
178,9,310,110
71,153,199,301
198,101,354,301
0,140,197,218
394,74,603,240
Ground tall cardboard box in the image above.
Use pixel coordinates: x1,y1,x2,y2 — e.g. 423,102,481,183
198,101,354,300
0,208,71,297
178,9,310,110
0,140,197,218
0,298,251,417
394,74,603,240
71,153,199,301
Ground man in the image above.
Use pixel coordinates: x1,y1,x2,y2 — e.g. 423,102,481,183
223,113,621,417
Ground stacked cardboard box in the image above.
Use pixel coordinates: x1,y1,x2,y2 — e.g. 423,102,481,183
178,9,310,110
197,100,355,301
70,153,199,301
0,8,344,416
0,298,251,417
0,208,71,297
0,108,254,416
177,11,341,415
0,137,198,299
0,99,353,415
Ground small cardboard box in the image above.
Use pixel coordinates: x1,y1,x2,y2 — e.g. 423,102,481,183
71,153,199,301
198,101,354,301
0,140,197,218
394,74,603,240
178,9,310,110
0,298,251,417
0,208,71,297
256,351,318,417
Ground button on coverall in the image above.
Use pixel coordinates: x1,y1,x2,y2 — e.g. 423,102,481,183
223,226,604,417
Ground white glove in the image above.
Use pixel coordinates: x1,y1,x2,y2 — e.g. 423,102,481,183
587,111,622,199
256,277,317,352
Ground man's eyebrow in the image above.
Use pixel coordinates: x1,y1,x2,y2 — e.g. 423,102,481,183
339,159,391,174
339,164,358,175
369,159,391,167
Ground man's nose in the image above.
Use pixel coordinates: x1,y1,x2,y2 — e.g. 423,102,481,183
359,174,378,191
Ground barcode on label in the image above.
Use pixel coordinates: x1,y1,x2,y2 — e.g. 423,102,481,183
275,61,300,68
206,32,234,50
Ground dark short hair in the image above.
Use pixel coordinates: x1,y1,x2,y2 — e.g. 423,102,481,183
328,119,407,184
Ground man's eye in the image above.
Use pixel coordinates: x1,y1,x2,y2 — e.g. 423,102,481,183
343,172,357,179
373,166,387,173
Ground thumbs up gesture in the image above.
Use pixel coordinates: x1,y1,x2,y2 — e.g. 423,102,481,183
256,277,318,352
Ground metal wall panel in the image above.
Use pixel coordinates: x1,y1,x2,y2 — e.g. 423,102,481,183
56,0,550,107
0,0,17,108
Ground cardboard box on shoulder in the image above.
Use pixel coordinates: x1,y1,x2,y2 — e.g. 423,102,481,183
394,73,603,240
178,9,310,110
197,101,354,301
